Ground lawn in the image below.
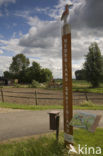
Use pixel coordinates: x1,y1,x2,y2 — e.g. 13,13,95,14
0,129,103,156
0,102,103,110
72,80,103,93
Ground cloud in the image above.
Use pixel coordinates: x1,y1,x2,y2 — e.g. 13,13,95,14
12,0,103,77
70,0,103,29
19,17,61,59
0,0,16,6
1,0,103,78
0,38,24,54
34,0,73,20
0,49,3,54
19,18,60,46
0,56,11,76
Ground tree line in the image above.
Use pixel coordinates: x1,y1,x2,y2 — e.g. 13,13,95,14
4,54,53,83
75,42,103,87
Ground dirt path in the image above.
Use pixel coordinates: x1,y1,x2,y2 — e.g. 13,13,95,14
0,109,102,142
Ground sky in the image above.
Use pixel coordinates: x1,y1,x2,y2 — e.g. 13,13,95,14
0,0,103,78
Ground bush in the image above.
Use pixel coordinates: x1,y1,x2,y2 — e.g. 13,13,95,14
31,80,40,88
80,100,95,107
14,84,21,88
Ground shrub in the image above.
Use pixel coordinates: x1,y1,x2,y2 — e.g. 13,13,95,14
14,84,21,88
80,100,95,107
31,80,40,88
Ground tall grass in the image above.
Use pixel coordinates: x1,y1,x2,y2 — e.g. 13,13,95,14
0,129,103,156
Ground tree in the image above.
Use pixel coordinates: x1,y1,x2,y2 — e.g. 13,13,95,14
9,54,30,74
28,61,41,82
4,71,14,79
3,54,53,84
27,62,53,83
75,69,86,80
40,68,53,82
84,42,102,87
99,56,103,82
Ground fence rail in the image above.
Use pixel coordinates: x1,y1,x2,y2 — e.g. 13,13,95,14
0,88,103,105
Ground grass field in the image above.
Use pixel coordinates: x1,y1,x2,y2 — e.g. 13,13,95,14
1,80,103,93
0,101,103,110
0,129,103,156
72,80,103,93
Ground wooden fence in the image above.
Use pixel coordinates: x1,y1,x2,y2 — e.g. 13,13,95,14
0,88,103,105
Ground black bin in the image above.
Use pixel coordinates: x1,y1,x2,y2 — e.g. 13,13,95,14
48,111,60,130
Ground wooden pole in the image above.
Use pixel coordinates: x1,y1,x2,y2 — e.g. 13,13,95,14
1,88,4,103
85,92,88,101
62,24,73,145
35,90,38,105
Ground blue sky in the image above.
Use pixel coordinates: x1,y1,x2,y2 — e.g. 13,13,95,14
0,0,103,78
0,0,56,39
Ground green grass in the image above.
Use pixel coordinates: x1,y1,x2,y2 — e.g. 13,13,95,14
74,100,103,110
0,129,103,156
0,102,103,110
74,105,103,110
0,102,63,110
46,80,103,93
72,80,103,93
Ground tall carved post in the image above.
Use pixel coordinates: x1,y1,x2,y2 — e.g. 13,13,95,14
61,4,73,145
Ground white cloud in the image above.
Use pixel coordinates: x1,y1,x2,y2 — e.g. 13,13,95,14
0,49,3,54
1,0,103,78
0,38,24,54
0,56,12,76
0,0,16,6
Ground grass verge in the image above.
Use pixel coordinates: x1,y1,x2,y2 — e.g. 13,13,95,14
0,102,103,110
0,102,63,110
0,129,103,156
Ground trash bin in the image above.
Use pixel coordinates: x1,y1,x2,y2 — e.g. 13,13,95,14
48,111,60,130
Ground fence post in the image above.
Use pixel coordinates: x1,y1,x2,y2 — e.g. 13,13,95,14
1,88,4,103
85,92,88,101
35,90,38,105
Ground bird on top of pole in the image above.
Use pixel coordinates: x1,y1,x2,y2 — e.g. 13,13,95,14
61,4,73,25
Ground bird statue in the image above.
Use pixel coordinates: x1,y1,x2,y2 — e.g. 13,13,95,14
61,4,73,25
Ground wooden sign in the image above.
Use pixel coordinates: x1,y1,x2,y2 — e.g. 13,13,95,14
62,24,73,144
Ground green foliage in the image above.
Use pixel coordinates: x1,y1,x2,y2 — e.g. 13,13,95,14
40,68,53,82
101,56,103,82
0,129,103,156
84,42,102,87
75,69,86,80
31,80,40,88
3,54,53,84
80,100,95,107
4,71,14,79
9,53,30,74
14,84,21,88
0,133,65,156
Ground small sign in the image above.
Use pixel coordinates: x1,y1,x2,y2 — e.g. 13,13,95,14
69,112,101,132
64,133,73,144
